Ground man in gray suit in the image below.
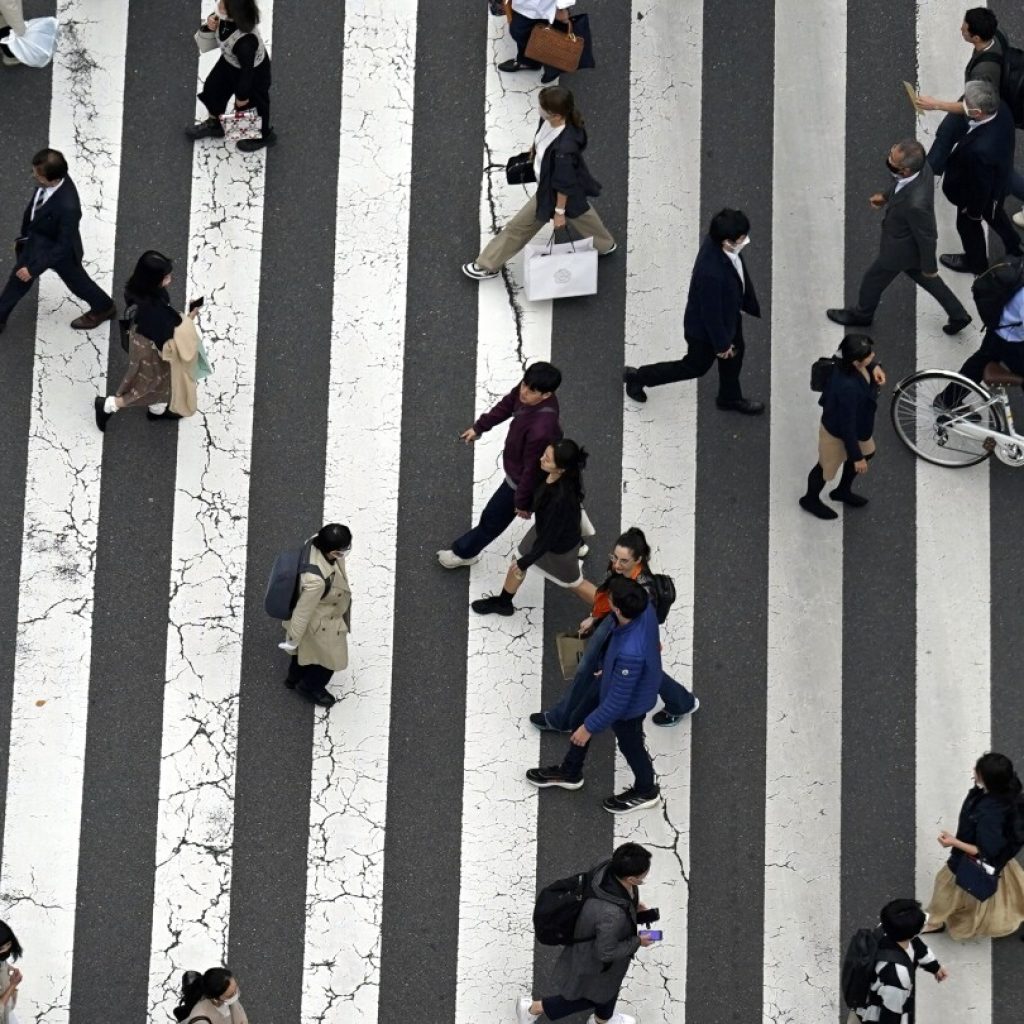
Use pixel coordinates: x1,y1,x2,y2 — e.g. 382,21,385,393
827,139,972,335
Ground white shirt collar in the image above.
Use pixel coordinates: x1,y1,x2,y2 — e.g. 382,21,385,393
894,170,920,193
723,248,744,283
967,110,998,132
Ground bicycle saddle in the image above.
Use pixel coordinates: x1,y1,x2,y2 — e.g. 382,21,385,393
982,361,1024,388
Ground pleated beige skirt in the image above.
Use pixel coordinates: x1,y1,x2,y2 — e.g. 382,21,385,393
925,859,1024,939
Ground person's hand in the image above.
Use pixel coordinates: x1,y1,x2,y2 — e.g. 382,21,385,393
936,967,949,982
553,212,567,229
916,93,939,111
570,724,591,747
8,969,22,988
510,560,526,580
854,459,869,475
872,365,887,386
188,307,200,321
717,345,735,359
638,901,649,912
459,427,478,443
515,508,531,519
938,829,957,848
15,267,32,283
555,7,571,22
206,13,220,30
869,192,887,209
579,616,595,634
638,933,656,947
235,97,250,109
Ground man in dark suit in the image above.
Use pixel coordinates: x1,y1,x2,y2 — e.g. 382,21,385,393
0,148,116,335
623,208,764,414
937,80,1022,275
827,139,971,335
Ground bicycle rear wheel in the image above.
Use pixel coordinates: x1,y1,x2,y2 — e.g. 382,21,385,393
890,370,1006,467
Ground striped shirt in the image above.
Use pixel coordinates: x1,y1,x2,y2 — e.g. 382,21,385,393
853,936,941,1024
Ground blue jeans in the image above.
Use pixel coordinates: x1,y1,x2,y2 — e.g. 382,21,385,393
928,110,1024,200
451,479,516,559
544,617,697,730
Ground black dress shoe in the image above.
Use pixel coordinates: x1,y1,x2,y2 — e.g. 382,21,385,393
716,397,765,415
238,128,277,153
297,683,337,708
497,58,540,73
942,315,972,336
623,366,647,403
826,307,872,327
540,68,560,83
940,253,984,275
94,397,112,432
186,116,225,140
799,495,838,520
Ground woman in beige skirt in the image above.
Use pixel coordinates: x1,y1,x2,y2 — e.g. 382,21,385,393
923,751,1024,939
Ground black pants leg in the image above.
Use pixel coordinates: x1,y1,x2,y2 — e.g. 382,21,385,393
296,662,333,697
52,258,113,313
955,209,988,272
0,267,35,324
197,57,238,117
904,268,970,320
249,58,272,134
634,335,717,389
508,11,543,67
986,202,1023,258
853,259,901,318
958,328,1004,383
715,325,745,402
613,715,656,794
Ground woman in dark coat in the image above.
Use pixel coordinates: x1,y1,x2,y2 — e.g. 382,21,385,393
462,86,615,279
800,333,886,520
187,0,275,152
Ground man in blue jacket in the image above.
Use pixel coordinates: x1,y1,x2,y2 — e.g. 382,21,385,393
526,576,662,813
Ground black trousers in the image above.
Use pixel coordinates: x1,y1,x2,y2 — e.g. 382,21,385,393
0,257,113,324
198,56,273,134
959,328,1024,383
633,324,745,402
956,202,1022,273
286,659,333,695
854,259,969,320
508,11,559,76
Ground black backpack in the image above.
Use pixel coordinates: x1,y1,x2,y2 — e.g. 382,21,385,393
534,871,590,946
264,540,329,620
972,256,1024,329
974,30,1024,128
841,928,909,1010
649,573,676,625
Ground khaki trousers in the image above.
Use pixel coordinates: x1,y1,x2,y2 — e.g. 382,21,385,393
477,195,615,271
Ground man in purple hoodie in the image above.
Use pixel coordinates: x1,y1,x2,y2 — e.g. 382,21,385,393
438,361,563,568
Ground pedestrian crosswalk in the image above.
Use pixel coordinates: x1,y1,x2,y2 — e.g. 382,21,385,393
1,1,1023,1023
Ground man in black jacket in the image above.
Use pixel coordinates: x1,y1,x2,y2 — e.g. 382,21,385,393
827,139,971,334
0,149,115,335
938,81,1022,276
623,208,764,414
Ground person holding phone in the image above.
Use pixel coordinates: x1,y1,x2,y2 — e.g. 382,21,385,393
94,251,202,432
516,843,654,1024
0,919,23,1024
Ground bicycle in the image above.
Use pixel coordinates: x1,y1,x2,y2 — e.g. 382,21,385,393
890,361,1024,468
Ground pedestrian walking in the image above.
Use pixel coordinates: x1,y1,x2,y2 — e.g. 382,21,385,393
0,0,25,65
623,208,764,414
187,0,275,152
527,576,662,813
438,362,562,569
826,139,971,334
950,280,1024,385
472,439,588,615
922,752,1024,939
499,0,576,85
530,527,697,733
173,967,248,1024
844,899,947,1024
93,251,201,431
517,843,654,1024
462,87,615,281
0,920,23,1024
0,149,116,336
279,522,352,709
936,81,1021,276
800,334,885,521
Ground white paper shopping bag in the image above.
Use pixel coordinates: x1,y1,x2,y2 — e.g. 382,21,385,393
523,235,598,301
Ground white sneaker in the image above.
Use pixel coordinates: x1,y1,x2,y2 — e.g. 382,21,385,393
578,543,589,557
437,549,480,569
1014,210,1024,229
516,995,540,1023
586,1013,636,1024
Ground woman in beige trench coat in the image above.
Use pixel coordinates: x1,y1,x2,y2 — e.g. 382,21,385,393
281,522,352,709
0,919,23,1024
173,967,247,1024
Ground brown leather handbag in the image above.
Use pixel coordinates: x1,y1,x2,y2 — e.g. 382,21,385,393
525,22,584,72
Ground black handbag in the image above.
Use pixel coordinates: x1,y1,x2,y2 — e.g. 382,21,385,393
954,855,999,902
505,151,536,185
118,304,136,353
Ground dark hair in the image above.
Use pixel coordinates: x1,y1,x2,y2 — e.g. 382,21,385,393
32,147,68,182
708,208,750,244
224,0,260,31
126,251,173,303
174,968,234,1021
839,333,874,370
893,138,926,174
314,522,352,554
0,920,23,962
607,575,649,620
964,7,997,40
879,899,926,942
610,841,652,878
539,85,584,130
976,752,1019,796
522,361,562,394
549,439,587,504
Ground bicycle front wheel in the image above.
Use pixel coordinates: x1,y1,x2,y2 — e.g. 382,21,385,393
890,370,1006,467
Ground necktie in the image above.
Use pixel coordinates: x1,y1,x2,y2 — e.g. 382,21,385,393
31,187,47,220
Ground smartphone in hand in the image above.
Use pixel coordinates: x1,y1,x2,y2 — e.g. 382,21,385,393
639,930,663,942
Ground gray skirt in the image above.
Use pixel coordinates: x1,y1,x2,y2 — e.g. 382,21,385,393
518,527,583,587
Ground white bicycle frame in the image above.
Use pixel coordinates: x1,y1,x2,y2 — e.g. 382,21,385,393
941,383,1024,466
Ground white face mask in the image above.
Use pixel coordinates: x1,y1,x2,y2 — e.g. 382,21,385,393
222,992,240,1007
727,236,750,254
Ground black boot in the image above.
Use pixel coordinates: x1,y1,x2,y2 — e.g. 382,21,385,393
471,588,516,616
830,459,869,507
799,464,838,520
186,116,225,140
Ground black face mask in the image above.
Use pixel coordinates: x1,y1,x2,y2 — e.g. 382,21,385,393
886,159,903,177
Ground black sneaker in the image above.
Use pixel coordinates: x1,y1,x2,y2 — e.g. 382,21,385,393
529,712,559,732
471,594,514,616
623,366,647,403
186,116,225,140
238,128,277,153
526,766,584,790
603,787,661,814
297,683,336,708
652,697,699,727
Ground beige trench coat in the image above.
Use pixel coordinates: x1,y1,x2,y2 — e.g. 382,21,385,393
0,961,16,1024
163,316,199,417
284,544,351,671
0,0,26,35
186,995,248,1024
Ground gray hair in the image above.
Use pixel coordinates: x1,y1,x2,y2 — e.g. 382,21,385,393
964,79,999,116
893,138,926,173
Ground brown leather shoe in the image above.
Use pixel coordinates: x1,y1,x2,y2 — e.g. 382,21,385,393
71,305,116,330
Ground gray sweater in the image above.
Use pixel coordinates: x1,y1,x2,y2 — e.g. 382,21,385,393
546,862,641,1003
